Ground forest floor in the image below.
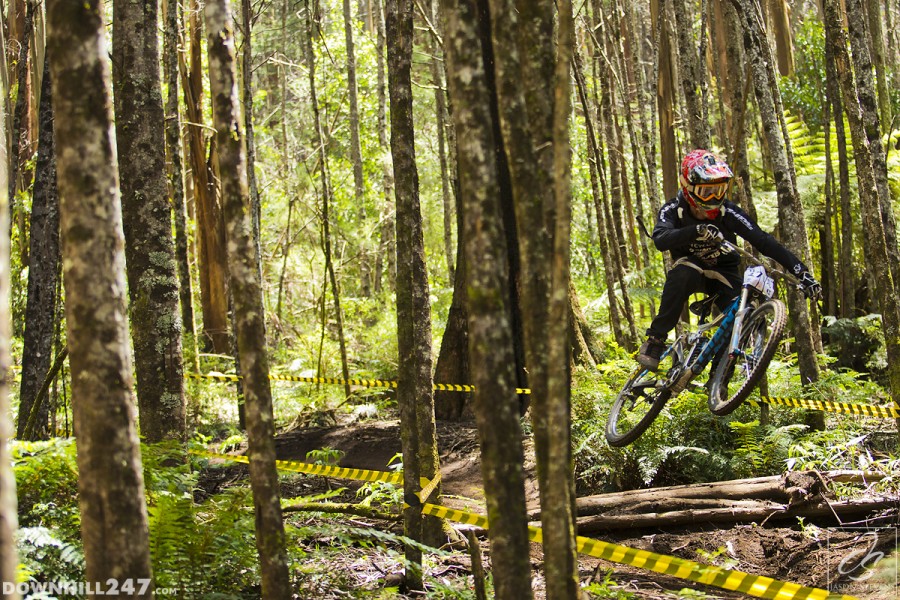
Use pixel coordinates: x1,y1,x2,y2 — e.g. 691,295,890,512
199,417,900,599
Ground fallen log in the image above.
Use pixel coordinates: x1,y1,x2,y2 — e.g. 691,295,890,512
527,470,887,519
569,496,899,533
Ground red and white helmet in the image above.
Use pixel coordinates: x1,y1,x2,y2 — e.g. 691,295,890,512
680,149,733,218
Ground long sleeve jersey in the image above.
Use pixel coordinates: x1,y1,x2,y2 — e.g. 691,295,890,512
652,191,809,277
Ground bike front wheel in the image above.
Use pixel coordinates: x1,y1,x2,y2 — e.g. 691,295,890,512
707,299,786,416
606,358,674,447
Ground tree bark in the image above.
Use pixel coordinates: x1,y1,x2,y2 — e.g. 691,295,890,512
343,0,371,296
732,0,820,389
17,57,60,440
164,0,198,370
442,2,534,595
185,0,230,353
386,0,444,586
112,0,187,443
822,0,900,424
485,0,579,597
373,0,396,295
46,0,153,585
654,0,679,199
0,78,20,599
205,1,291,595
768,0,794,75
672,0,711,147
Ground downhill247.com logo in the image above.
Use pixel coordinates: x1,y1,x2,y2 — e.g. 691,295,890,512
2,579,177,596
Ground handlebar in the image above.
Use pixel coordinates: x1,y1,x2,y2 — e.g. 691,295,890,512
719,240,799,284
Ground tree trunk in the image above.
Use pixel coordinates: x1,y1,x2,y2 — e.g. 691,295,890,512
386,0,444,586
768,0,794,75
185,0,230,353
865,0,892,128
17,57,59,440
822,33,856,317
7,0,34,267
672,0,711,147
343,0,371,296
113,0,187,443
846,0,900,294
442,1,534,595
164,0,198,371
46,0,153,585
0,80,20,599
485,0,579,596
205,1,291,595
305,0,352,401
822,0,900,426
654,0,679,199
373,0,396,295
732,0,820,391
242,0,263,285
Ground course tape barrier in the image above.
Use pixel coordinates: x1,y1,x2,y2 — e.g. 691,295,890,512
199,450,855,600
753,396,899,419
186,371,896,419
185,371,531,394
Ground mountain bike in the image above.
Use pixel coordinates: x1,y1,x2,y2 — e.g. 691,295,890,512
605,240,802,447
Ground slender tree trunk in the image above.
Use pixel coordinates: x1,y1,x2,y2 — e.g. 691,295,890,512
768,0,794,75
865,0,892,128
373,0,396,294
164,0,198,372
0,78,19,600
823,0,900,427
46,0,152,586
17,57,59,440
822,30,856,317
846,0,900,293
242,0,263,284
672,0,711,147
429,0,456,284
343,0,371,295
386,0,444,586
442,1,533,595
113,0,187,443
7,0,34,262
654,0,679,198
305,0,352,400
205,1,291,595
732,0,820,388
185,0,230,353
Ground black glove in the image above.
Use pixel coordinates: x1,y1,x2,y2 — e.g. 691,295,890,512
696,223,724,243
798,271,822,300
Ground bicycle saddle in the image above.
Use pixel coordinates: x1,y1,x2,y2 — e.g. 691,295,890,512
689,295,719,320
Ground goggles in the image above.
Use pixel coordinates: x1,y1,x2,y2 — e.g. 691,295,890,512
686,181,729,205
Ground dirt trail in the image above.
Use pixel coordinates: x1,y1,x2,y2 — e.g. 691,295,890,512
250,418,899,598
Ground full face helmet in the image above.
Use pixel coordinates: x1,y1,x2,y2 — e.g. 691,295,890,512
680,149,733,218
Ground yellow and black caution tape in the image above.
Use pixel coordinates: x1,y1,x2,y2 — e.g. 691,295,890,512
195,450,405,485
186,372,531,395
202,450,856,600
752,396,899,419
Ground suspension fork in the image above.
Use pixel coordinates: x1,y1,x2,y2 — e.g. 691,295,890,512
727,287,752,356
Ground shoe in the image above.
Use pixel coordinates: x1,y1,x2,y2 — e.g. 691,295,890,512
637,336,666,371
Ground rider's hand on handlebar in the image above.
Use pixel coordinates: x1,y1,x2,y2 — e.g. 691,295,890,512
798,271,822,300
696,223,724,243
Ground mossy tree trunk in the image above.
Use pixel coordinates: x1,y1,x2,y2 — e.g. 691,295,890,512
46,0,153,585
442,0,533,596
17,57,60,440
386,0,444,588
112,0,187,443
485,0,579,597
205,1,292,596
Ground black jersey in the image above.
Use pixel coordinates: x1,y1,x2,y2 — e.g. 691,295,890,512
651,191,808,277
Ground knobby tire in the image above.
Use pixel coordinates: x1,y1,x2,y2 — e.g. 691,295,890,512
707,299,786,415
606,365,673,447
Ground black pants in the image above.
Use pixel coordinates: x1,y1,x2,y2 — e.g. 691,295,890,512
647,262,742,341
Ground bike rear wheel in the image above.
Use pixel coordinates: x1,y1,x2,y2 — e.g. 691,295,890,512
707,299,786,416
606,355,674,447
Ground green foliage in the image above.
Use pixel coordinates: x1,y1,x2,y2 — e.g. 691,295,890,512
780,20,826,133
728,420,808,478
583,570,636,599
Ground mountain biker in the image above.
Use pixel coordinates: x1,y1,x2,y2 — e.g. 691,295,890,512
636,149,822,371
